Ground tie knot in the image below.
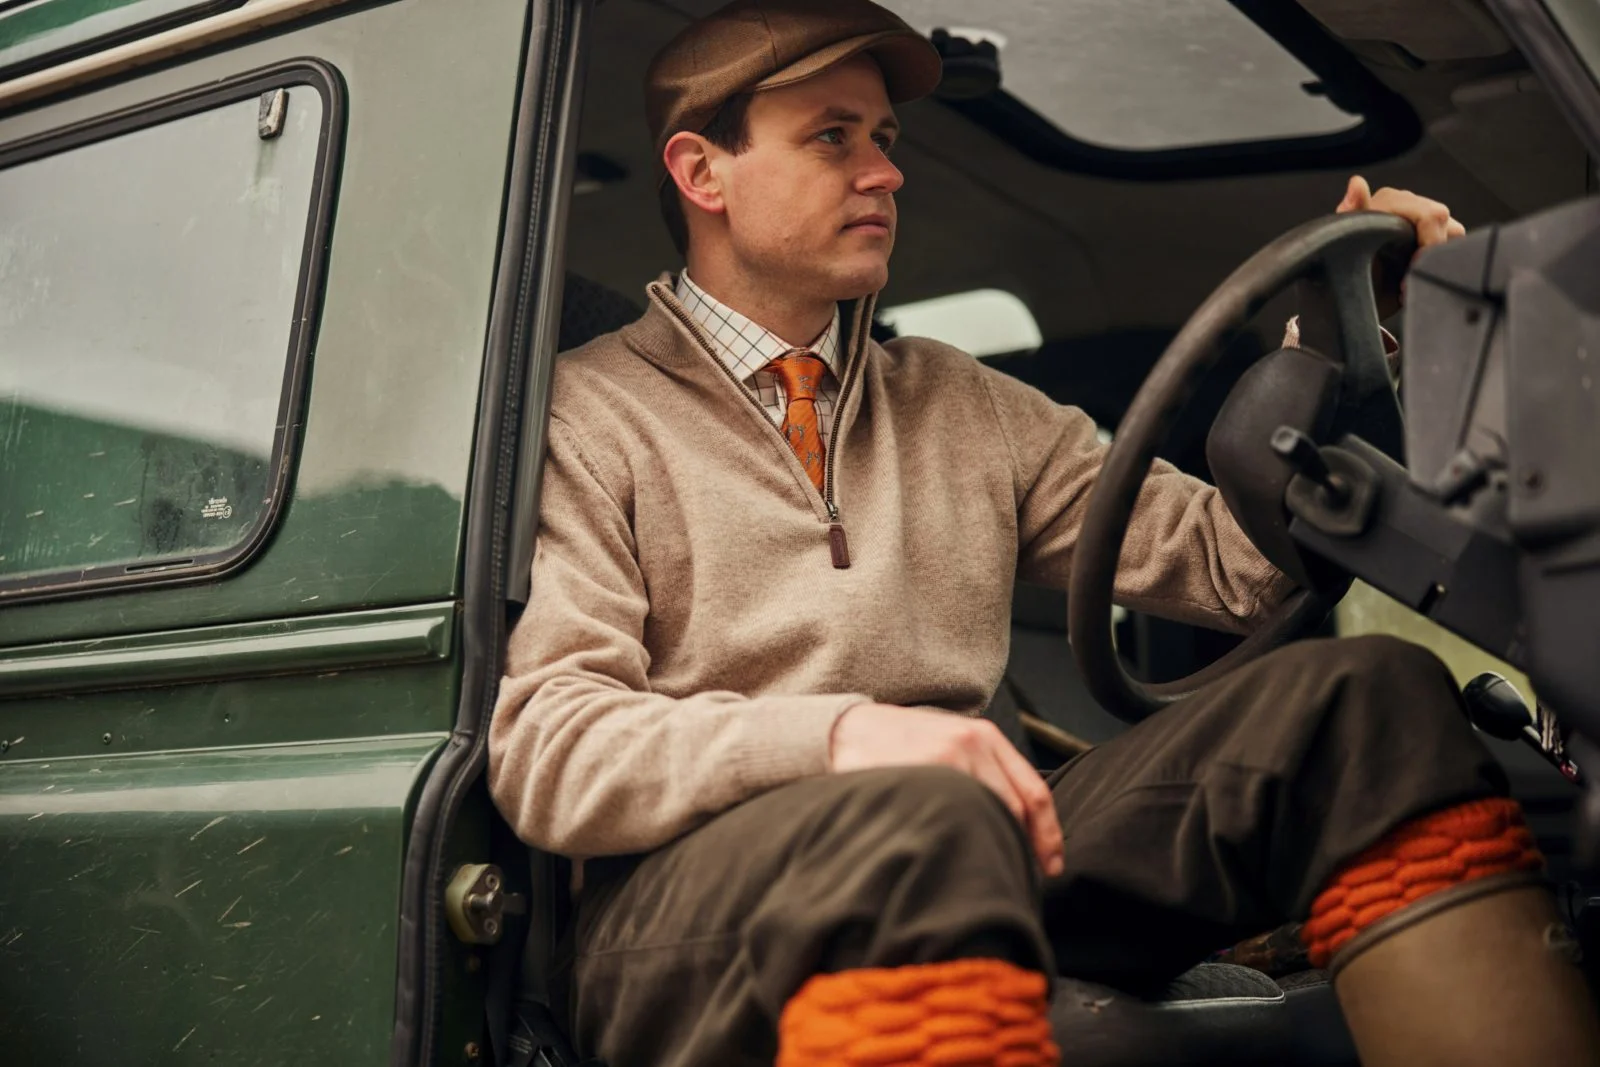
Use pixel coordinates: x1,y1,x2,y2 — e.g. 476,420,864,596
765,352,826,401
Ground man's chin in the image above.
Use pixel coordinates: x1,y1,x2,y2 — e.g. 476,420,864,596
827,258,891,302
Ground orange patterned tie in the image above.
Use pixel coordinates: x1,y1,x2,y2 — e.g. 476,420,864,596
766,352,828,491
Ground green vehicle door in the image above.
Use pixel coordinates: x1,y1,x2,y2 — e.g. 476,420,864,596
0,0,553,1060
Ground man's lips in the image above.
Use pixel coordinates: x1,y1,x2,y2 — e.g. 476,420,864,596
843,214,892,236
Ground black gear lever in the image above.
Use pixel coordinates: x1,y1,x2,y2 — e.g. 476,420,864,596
1462,672,1584,786
1270,426,1349,505
1271,425,1380,538
1460,675,1600,881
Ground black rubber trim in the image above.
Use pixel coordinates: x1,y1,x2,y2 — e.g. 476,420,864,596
1487,0,1600,157
0,0,246,82
506,0,590,602
940,0,1422,181
388,2,586,1065
0,58,346,606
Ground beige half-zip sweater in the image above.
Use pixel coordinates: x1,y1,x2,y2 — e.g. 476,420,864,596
488,280,1290,859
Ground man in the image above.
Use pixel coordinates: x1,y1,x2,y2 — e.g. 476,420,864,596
489,2,1600,1065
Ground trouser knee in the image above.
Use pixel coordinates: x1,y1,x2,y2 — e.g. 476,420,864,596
824,766,1033,861
1202,634,1489,791
746,767,1048,988
1272,636,1511,916
1317,632,1461,717
797,766,1040,918
1258,634,1465,739
1142,634,1506,922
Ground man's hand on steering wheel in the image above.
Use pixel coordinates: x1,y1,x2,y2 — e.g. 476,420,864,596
1336,175,1468,319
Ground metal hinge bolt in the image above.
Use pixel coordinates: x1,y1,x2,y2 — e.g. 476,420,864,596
445,863,526,945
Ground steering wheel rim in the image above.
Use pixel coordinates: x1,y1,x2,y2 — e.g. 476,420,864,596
1068,212,1415,723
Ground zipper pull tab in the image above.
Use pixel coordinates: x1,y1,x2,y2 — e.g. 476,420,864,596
825,502,850,568
828,523,851,569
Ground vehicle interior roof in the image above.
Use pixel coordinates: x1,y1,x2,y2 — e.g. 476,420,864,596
571,0,1593,365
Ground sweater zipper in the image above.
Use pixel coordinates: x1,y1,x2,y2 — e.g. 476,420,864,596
821,336,863,569
658,289,854,569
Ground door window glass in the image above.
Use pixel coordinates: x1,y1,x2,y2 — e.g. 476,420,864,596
0,77,327,596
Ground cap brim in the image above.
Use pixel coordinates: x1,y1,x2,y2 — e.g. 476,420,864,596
753,29,942,104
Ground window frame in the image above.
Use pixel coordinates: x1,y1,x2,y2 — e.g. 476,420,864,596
939,0,1423,180
0,0,246,82
0,57,345,605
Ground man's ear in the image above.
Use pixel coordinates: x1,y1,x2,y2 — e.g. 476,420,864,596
663,131,725,217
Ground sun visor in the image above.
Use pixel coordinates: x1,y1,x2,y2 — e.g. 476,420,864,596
1294,0,1512,60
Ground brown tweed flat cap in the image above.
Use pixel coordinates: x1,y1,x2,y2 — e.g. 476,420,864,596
646,0,942,168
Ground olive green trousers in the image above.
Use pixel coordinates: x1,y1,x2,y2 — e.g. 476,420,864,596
569,635,1506,1067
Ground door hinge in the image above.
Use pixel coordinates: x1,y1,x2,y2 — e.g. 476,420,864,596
445,863,527,945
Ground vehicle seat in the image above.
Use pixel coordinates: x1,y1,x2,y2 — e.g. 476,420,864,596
1051,964,1356,1067
557,271,644,352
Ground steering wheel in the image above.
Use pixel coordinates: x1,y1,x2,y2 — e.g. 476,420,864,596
1067,212,1416,723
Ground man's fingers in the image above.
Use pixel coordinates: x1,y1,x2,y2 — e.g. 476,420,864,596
1336,174,1370,213
968,751,1029,826
975,750,1056,875
1415,211,1454,250
1362,187,1465,251
987,737,1065,877
847,711,1065,877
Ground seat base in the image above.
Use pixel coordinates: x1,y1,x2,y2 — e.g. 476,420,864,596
1051,963,1356,1067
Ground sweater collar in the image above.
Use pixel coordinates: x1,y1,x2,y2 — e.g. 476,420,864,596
674,271,841,384
627,274,877,377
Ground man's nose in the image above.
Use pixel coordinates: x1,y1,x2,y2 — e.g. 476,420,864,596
856,149,903,196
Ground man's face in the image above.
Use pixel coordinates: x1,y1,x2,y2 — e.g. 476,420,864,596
714,55,904,303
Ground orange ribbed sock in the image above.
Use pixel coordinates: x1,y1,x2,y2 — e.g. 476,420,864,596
1302,796,1545,968
777,958,1060,1067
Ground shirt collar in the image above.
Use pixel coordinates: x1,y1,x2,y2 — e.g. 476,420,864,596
674,271,840,385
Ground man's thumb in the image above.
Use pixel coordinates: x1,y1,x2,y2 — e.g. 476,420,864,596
1337,175,1369,213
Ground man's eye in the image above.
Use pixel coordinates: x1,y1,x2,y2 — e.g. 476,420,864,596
817,128,845,145
873,135,895,156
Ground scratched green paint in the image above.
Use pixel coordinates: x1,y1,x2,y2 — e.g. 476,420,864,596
0,0,148,47
0,734,446,1063
0,404,269,583
0,0,236,70
0,602,456,699
0,0,534,1061
0,658,459,760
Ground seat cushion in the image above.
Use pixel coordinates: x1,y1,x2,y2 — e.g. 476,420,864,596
558,273,641,352
1279,970,1361,1066
1051,963,1293,1066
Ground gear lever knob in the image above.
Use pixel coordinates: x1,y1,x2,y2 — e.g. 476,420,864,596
1270,426,1349,504
1463,672,1585,787
1462,672,1536,740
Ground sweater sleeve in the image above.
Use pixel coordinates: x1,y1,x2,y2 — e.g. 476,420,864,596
978,364,1292,633
487,418,871,857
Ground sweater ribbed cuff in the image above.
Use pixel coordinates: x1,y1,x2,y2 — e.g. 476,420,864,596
1216,509,1295,621
727,693,874,794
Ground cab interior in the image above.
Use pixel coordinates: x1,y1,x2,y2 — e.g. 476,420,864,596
527,0,1600,1062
